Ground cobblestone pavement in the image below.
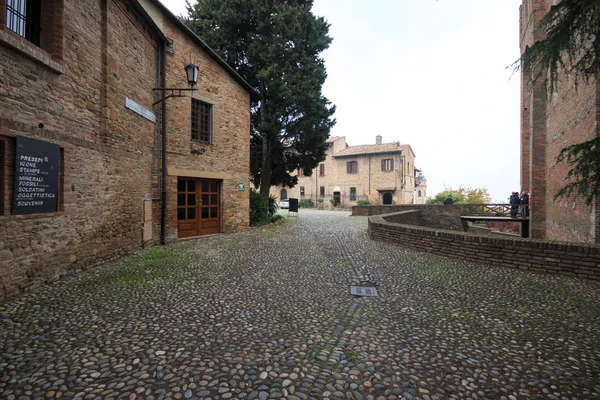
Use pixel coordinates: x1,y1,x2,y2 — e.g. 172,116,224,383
1,210,600,400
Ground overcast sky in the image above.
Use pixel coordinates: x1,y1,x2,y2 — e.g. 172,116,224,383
160,0,522,202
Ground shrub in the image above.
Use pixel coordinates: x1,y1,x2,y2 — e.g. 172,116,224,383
462,220,470,232
299,199,314,208
271,214,283,223
268,194,278,216
357,200,370,206
250,189,269,226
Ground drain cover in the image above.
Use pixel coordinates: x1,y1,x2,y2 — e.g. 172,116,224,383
350,286,378,297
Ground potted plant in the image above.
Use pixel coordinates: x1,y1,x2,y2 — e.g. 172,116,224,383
317,198,324,210
329,198,335,210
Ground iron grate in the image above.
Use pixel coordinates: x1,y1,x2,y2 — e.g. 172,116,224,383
350,286,378,297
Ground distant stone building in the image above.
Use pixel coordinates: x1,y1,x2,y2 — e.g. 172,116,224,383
520,0,599,242
271,135,417,207
0,0,254,298
414,171,427,204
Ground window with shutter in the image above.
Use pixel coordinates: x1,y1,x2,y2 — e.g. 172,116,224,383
347,161,357,174
381,159,393,171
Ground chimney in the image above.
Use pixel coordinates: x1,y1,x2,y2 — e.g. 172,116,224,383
376,135,382,145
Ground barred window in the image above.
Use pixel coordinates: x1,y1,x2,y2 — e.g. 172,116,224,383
346,161,357,174
300,186,305,197
350,187,356,201
381,159,393,171
191,99,212,143
6,0,41,46
319,186,325,197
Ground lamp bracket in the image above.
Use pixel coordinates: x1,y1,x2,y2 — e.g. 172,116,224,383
152,88,196,106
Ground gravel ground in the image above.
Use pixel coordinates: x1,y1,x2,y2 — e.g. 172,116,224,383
1,209,599,400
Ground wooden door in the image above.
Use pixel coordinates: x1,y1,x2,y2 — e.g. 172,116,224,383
177,178,221,238
199,179,220,235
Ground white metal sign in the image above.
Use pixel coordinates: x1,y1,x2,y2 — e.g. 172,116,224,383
126,97,156,123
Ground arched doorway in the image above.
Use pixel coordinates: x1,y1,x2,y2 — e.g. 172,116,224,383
383,192,393,205
280,189,288,200
333,186,341,206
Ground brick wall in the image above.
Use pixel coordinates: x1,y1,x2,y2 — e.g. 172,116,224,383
0,0,160,298
353,204,461,229
368,211,600,281
160,17,251,239
520,0,599,243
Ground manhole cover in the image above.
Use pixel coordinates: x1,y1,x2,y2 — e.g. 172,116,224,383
350,286,378,297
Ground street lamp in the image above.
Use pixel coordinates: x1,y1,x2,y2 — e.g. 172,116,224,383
153,63,199,105
184,63,199,87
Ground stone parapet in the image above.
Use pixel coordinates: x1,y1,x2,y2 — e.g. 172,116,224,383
368,210,600,281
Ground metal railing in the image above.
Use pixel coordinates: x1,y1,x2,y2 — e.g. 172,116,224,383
458,203,530,218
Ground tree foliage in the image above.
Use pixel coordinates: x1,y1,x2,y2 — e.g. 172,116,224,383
427,187,492,205
555,137,600,205
184,0,336,200
519,0,600,205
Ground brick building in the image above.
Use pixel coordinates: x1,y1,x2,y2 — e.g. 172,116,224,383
0,0,254,298
520,0,600,242
271,135,417,207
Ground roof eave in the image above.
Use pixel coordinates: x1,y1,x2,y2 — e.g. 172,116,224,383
146,0,261,101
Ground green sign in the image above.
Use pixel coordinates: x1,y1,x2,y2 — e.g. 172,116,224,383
238,183,245,191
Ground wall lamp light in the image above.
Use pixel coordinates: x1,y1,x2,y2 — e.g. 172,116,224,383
153,63,199,106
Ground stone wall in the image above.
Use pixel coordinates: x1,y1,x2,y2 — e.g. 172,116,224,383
368,211,600,281
353,204,463,231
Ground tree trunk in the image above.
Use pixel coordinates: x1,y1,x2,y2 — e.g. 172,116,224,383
259,135,272,200
258,90,272,203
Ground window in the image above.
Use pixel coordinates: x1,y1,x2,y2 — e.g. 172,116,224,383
6,0,42,46
350,187,356,201
418,190,422,197
346,161,357,174
4,0,65,60
381,159,393,171
319,186,325,197
300,186,305,197
191,99,212,143
319,163,325,176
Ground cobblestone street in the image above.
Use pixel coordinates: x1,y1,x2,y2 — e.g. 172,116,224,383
1,210,599,400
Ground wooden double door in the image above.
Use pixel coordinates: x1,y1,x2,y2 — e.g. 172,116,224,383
177,178,221,238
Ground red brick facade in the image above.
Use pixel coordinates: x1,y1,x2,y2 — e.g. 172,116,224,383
0,0,252,298
520,0,600,243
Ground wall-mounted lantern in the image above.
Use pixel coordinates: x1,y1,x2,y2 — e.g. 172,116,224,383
153,63,199,106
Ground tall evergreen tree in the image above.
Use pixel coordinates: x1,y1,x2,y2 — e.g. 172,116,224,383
520,0,600,205
184,0,336,200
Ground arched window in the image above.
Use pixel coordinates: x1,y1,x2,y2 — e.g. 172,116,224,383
280,189,288,200
418,190,422,197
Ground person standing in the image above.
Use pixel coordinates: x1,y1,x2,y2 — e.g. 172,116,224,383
520,191,530,217
443,195,453,205
510,192,520,217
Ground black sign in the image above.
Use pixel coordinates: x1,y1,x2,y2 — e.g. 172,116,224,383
12,136,60,215
289,198,298,212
